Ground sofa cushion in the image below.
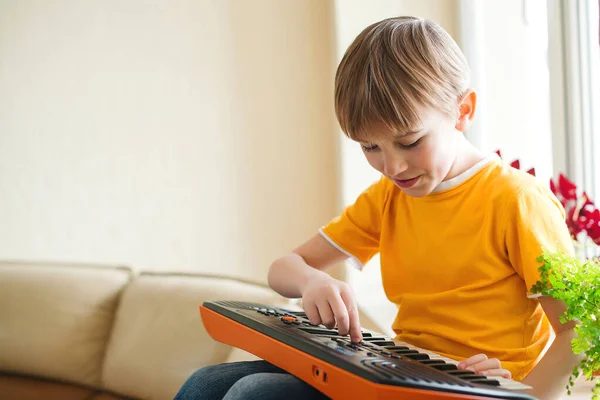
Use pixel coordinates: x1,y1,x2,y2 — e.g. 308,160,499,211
101,272,293,400
0,261,131,387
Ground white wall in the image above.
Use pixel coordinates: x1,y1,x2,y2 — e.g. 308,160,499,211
0,0,340,282
0,0,560,328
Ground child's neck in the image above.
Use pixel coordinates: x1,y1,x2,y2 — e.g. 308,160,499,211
445,138,486,182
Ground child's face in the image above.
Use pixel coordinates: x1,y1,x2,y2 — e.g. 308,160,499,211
357,105,465,198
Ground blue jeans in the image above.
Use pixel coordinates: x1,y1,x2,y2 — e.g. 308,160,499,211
173,360,330,400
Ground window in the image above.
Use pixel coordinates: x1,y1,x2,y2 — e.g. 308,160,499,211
548,0,600,201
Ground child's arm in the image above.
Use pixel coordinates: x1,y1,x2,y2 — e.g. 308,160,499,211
268,233,364,342
499,182,581,394
519,296,584,399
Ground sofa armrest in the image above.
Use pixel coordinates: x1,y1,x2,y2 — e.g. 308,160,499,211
0,261,131,388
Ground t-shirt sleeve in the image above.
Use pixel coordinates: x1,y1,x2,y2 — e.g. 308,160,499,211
320,176,391,268
504,184,575,297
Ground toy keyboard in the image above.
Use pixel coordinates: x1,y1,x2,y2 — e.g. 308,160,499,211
200,301,538,400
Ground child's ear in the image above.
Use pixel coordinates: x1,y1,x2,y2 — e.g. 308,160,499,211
455,89,477,132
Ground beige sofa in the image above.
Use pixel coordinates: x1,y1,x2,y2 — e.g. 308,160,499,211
0,260,297,400
3,260,596,400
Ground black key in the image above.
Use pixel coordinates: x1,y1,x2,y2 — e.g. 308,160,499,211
447,370,476,376
362,337,388,342
383,346,410,351
391,349,419,355
460,374,488,380
402,353,430,361
361,332,373,338
299,327,341,336
431,363,458,371
419,359,447,365
288,311,307,317
470,378,501,386
370,341,396,346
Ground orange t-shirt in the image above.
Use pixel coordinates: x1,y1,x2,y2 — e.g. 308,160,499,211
321,156,573,381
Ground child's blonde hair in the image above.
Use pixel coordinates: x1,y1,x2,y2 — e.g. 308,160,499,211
334,16,471,141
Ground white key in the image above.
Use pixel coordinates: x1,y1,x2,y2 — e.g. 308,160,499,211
389,339,533,391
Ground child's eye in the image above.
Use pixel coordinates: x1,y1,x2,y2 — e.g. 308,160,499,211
399,138,422,149
361,144,379,152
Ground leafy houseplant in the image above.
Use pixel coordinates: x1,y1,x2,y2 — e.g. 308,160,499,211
532,171,600,397
531,250,600,398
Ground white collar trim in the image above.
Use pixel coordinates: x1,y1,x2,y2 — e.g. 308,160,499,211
431,153,499,193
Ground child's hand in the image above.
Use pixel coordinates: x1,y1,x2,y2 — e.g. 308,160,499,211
457,354,512,379
301,274,363,343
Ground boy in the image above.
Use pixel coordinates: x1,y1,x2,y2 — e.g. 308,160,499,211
175,16,581,400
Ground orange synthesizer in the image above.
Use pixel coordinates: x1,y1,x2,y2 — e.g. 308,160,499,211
200,301,538,400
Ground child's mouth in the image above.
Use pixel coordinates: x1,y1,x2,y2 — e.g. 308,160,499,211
394,176,420,188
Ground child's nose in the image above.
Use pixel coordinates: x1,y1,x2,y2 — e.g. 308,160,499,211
383,152,409,176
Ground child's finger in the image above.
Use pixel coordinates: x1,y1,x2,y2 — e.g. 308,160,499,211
303,302,322,326
316,300,336,328
328,295,350,336
481,368,512,379
471,358,502,373
340,290,362,343
347,306,362,343
457,353,488,369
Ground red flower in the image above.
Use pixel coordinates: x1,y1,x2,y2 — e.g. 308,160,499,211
550,174,578,203
496,150,536,177
550,174,583,238
579,194,600,245
586,216,600,245
549,175,600,244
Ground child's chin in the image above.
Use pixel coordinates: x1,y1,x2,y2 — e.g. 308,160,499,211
398,184,432,198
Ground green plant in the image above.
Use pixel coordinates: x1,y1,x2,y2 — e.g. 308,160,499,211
531,249,600,398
